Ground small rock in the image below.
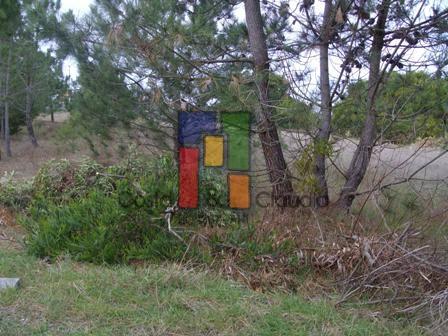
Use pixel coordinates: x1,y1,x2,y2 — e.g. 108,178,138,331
0,278,21,289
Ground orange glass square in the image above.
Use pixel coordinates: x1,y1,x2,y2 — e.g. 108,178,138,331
228,174,250,209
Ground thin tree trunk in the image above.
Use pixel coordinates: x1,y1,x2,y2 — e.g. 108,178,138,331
338,0,391,209
314,0,333,207
25,74,38,147
244,0,294,201
4,47,12,157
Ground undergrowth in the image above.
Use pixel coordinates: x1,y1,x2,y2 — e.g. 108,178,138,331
11,154,236,264
2,153,447,332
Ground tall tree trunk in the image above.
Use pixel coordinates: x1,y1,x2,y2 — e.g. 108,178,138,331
244,0,294,201
25,74,38,147
314,0,333,207
4,47,12,157
338,0,391,209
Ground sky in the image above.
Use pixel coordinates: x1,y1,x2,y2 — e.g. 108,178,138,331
60,0,92,17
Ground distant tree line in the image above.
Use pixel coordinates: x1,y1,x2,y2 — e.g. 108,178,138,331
0,0,67,157
333,71,448,142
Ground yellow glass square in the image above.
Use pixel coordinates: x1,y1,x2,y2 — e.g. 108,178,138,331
204,135,224,166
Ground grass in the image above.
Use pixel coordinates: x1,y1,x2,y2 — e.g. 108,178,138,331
0,248,426,336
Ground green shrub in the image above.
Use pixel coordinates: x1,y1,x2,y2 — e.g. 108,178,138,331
21,154,238,264
22,184,185,264
381,187,425,228
293,142,332,194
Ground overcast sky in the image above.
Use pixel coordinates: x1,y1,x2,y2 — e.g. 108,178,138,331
60,0,92,17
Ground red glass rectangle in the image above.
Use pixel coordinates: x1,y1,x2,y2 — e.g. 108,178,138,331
179,147,199,208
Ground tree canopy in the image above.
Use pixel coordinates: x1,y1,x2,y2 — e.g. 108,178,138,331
333,71,448,142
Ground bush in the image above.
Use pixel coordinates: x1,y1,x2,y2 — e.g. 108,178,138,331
21,154,238,264
22,188,186,263
381,187,425,227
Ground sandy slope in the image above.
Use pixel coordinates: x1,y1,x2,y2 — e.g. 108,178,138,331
279,131,447,179
278,131,447,198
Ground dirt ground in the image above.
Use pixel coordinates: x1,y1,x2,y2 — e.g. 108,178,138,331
0,113,157,180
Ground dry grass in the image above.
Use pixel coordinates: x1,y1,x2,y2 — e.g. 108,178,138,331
191,205,448,334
